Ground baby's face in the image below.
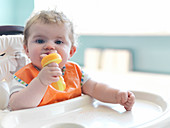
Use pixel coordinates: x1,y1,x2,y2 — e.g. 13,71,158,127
24,22,76,69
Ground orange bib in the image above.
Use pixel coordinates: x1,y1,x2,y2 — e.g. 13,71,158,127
14,62,82,107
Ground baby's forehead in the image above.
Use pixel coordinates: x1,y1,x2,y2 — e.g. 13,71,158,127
28,23,72,41
26,14,75,45
34,13,69,24
32,20,70,29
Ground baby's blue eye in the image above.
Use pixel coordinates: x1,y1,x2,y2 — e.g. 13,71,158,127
55,40,63,44
35,39,45,44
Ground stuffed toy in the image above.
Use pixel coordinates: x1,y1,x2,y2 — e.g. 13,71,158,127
0,35,30,110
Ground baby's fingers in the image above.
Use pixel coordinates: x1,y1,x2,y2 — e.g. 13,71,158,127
124,93,135,111
118,91,128,104
47,62,59,67
128,92,135,104
124,100,134,111
124,104,133,111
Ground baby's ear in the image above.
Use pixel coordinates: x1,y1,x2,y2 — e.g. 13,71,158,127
69,46,76,58
24,44,29,57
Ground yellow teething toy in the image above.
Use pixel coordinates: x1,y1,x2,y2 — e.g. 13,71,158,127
41,53,66,91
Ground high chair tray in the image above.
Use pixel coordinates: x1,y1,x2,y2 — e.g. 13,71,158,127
0,91,170,128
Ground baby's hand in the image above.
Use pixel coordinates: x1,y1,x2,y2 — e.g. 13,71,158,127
117,91,135,111
37,62,62,86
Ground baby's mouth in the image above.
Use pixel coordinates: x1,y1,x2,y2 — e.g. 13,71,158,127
40,53,48,60
40,51,57,59
45,51,57,55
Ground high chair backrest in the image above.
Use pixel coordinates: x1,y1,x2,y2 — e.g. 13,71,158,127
0,26,30,110
0,26,24,36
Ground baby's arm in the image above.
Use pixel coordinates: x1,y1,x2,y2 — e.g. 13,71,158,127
82,78,135,111
9,63,61,110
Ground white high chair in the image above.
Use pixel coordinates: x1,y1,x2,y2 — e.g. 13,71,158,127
0,26,170,128
0,26,30,110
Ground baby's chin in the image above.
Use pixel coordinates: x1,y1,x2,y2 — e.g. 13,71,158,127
32,63,42,70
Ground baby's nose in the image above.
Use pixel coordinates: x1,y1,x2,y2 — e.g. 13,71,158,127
44,41,56,50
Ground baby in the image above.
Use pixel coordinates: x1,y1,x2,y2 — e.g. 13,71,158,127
9,10,135,111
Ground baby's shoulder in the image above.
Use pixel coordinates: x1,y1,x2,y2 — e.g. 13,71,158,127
65,61,82,73
66,61,81,68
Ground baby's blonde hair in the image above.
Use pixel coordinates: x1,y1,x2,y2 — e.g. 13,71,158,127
23,10,76,46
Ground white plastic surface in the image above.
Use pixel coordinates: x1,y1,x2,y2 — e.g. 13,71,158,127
0,91,170,128
0,81,9,110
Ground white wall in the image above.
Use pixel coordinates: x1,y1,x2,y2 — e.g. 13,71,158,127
34,0,170,35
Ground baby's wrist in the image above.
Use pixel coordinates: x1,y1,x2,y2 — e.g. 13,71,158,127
37,76,47,86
